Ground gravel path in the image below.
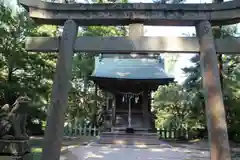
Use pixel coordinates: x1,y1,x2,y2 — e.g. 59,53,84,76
60,144,209,160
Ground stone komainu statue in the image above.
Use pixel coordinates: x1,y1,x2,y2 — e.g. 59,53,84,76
0,96,31,140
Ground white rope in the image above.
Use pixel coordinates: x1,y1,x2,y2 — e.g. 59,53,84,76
117,91,143,128
118,91,143,96
128,96,132,128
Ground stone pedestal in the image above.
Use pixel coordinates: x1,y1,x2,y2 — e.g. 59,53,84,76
0,140,31,159
0,154,32,160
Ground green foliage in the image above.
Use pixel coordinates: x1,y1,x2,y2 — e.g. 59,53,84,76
0,3,56,104
182,55,201,90
222,55,240,141
0,3,56,134
0,0,128,132
153,83,204,129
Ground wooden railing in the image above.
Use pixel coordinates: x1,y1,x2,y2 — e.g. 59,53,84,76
63,120,195,140
157,128,189,140
64,124,100,137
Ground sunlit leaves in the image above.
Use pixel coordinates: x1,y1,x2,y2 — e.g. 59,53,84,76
153,83,200,129
0,4,56,106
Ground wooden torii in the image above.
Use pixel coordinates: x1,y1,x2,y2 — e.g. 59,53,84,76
19,0,240,159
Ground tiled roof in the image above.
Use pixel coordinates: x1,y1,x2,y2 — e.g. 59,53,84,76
91,55,174,81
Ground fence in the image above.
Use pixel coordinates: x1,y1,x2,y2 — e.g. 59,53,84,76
64,122,191,140
157,128,189,140
64,123,100,137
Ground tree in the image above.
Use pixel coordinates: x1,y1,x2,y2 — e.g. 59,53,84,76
153,83,202,130
182,25,240,141
222,55,240,141
0,3,58,134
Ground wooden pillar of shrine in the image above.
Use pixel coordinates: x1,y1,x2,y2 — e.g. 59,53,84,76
148,91,156,131
41,20,78,160
142,90,150,128
195,20,231,160
108,98,113,123
111,95,116,130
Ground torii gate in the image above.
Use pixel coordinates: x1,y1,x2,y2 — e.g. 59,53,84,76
19,0,240,159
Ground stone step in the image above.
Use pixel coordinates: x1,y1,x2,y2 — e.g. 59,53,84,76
100,136,158,139
98,131,160,145
101,132,157,137
112,127,151,131
100,134,158,139
97,137,161,145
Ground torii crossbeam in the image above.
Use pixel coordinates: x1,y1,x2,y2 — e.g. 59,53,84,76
20,0,240,26
26,36,240,54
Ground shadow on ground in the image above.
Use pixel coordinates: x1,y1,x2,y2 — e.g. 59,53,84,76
30,136,97,160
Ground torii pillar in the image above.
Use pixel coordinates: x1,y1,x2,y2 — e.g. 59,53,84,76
196,20,231,160
41,20,78,160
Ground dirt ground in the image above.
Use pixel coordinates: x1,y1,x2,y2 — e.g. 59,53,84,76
30,136,98,159
30,137,240,160
166,139,240,152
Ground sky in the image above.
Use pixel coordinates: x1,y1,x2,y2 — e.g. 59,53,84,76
3,0,239,83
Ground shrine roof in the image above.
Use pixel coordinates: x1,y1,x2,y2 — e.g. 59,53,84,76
90,54,174,81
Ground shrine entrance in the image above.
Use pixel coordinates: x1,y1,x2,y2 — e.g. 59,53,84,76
20,0,240,160
115,93,144,129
